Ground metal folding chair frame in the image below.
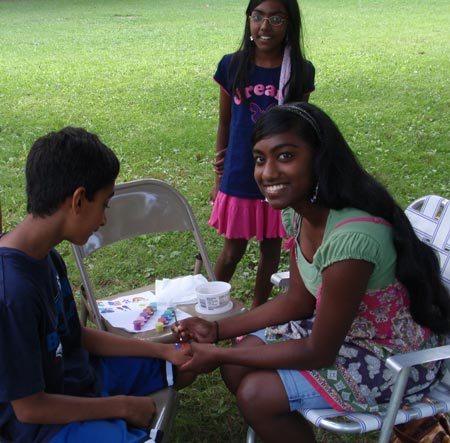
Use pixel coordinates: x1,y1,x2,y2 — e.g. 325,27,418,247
71,178,217,443
71,178,216,331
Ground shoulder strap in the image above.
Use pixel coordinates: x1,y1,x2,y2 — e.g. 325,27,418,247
284,216,392,254
333,217,392,230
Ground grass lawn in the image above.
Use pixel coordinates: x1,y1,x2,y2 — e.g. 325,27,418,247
0,0,449,441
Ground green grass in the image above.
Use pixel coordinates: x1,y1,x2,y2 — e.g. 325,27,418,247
0,0,449,441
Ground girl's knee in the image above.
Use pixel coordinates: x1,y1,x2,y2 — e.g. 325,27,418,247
236,371,289,421
236,377,260,411
235,373,271,419
220,349,262,395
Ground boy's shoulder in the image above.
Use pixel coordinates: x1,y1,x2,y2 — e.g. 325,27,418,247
0,247,66,303
48,248,68,276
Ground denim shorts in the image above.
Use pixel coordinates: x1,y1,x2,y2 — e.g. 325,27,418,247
250,329,329,412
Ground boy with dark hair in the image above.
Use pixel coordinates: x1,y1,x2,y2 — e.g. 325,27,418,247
0,127,192,443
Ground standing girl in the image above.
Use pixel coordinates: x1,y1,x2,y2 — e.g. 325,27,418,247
209,0,315,307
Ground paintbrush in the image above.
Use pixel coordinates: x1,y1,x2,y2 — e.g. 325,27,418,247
170,305,182,342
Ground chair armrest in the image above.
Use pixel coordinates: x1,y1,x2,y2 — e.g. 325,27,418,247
386,344,450,373
379,344,450,443
270,271,290,289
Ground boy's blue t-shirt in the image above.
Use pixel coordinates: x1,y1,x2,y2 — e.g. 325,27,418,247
214,53,315,199
0,248,99,443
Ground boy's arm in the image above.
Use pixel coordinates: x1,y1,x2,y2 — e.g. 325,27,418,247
11,391,155,428
81,326,189,367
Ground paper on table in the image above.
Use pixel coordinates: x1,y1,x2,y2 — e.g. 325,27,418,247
96,290,191,333
155,274,208,305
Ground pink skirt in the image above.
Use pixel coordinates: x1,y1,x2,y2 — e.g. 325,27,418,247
209,191,286,241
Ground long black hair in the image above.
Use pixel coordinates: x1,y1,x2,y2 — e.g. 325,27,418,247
252,102,450,334
232,0,311,104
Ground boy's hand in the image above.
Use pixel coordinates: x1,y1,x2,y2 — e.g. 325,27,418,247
167,343,192,367
123,395,157,429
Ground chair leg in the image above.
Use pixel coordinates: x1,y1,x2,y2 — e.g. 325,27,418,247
246,426,256,443
79,284,88,326
79,303,87,326
378,368,411,443
194,252,203,275
149,387,179,443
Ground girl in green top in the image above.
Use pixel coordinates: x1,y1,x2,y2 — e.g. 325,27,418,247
173,102,450,442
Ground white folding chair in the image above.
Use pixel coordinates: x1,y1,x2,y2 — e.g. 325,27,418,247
248,195,450,443
71,178,217,443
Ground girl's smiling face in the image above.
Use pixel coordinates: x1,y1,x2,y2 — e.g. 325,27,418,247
249,0,289,58
253,129,315,211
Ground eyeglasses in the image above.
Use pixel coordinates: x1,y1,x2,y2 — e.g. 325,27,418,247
248,14,287,27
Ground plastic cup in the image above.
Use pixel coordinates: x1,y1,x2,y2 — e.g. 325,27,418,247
195,281,233,315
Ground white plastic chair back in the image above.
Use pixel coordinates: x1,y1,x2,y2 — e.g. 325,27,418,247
405,195,450,290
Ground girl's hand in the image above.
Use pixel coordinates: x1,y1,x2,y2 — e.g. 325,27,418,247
180,342,220,374
171,317,216,343
209,184,219,204
166,343,192,367
212,148,226,176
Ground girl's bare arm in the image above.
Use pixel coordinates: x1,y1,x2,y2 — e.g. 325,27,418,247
175,251,317,343
182,259,374,372
211,88,231,202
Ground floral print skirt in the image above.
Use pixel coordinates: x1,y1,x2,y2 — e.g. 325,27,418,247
265,282,445,412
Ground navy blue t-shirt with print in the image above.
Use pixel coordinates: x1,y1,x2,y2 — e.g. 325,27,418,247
0,247,99,443
214,53,315,199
